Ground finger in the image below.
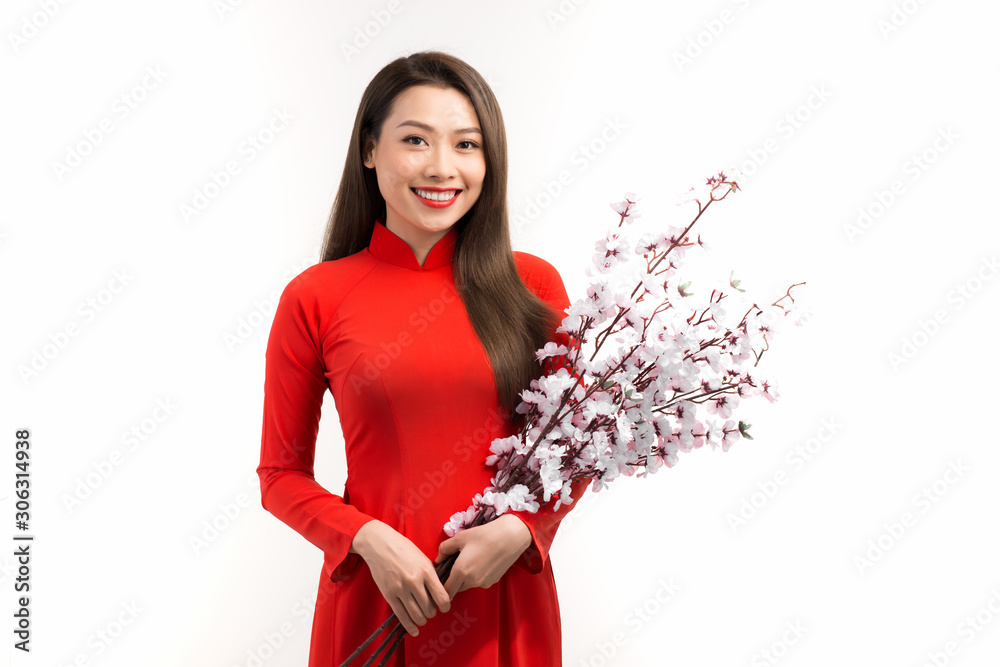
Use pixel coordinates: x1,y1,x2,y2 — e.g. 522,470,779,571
388,599,418,638
402,595,428,634
428,576,451,613
411,580,438,620
444,570,462,601
436,539,457,562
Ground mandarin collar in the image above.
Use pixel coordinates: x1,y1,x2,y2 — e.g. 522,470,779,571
367,218,458,271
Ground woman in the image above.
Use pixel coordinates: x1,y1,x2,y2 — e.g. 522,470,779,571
257,50,588,666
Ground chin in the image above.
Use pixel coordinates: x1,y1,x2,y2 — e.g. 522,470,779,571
418,209,469,229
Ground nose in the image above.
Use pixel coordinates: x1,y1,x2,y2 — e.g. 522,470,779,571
424,145,458,181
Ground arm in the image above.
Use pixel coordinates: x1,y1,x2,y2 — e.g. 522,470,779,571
257,274,376,583
511,255,590,574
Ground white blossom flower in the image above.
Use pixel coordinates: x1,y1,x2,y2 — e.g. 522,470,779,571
706,420,724,448
505,484,539,513
441,188,798,551
611,194,641,224
709,300,730,328
443,507,477,537
539,457,565,501
588,252,620,275
638,272,667,301
485,435,520,466
758,377,780,403
635,231,669,257
582,396,617,422
702,347,722,373
586,280,613,311
678,421,707,452
706,393,738,419
535,341,569,364
615,409,634,445
721,419,741,451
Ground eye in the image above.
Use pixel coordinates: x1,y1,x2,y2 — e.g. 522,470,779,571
403,135,426,146
457,140,480,150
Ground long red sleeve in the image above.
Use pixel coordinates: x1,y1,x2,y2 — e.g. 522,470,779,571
511,254,590,575
256,276,376,582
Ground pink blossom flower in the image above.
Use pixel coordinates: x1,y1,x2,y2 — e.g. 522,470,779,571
759,378,780,403
706,394,738,419
535,341,569,364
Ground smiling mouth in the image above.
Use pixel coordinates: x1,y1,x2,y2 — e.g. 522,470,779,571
411,188,461,202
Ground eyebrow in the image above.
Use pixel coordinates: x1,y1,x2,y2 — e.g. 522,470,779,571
395,120,482,135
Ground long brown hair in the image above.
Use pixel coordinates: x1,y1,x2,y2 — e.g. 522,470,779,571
319,51,561,429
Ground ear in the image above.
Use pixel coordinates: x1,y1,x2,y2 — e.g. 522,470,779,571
362,134,376,169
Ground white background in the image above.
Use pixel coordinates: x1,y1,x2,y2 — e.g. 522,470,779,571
2,1,999,666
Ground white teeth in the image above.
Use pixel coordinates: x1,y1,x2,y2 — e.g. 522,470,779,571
414,188,458,202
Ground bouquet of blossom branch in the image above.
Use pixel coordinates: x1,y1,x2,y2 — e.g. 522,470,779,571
342,171,806,666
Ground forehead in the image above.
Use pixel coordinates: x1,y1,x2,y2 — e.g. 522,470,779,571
386,85,479,128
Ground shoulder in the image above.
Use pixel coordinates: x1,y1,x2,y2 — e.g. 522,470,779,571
514,250,562,285
275,251,379,323
512,250,568,305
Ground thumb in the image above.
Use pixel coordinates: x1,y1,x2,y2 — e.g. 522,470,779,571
435,537,460,562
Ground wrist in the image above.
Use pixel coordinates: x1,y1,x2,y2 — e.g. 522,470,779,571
351,519,379,557
503,513,533,551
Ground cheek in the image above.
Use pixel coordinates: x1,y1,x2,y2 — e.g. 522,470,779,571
399,154,423,175
468,159,487,191
381,157,419,190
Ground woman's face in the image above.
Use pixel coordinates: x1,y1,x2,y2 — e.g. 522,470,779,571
366,84,485,239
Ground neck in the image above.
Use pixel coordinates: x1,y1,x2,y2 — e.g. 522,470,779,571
383,218,450,268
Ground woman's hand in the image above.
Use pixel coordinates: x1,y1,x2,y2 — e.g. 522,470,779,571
351,520,452,637
433,514,533,600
